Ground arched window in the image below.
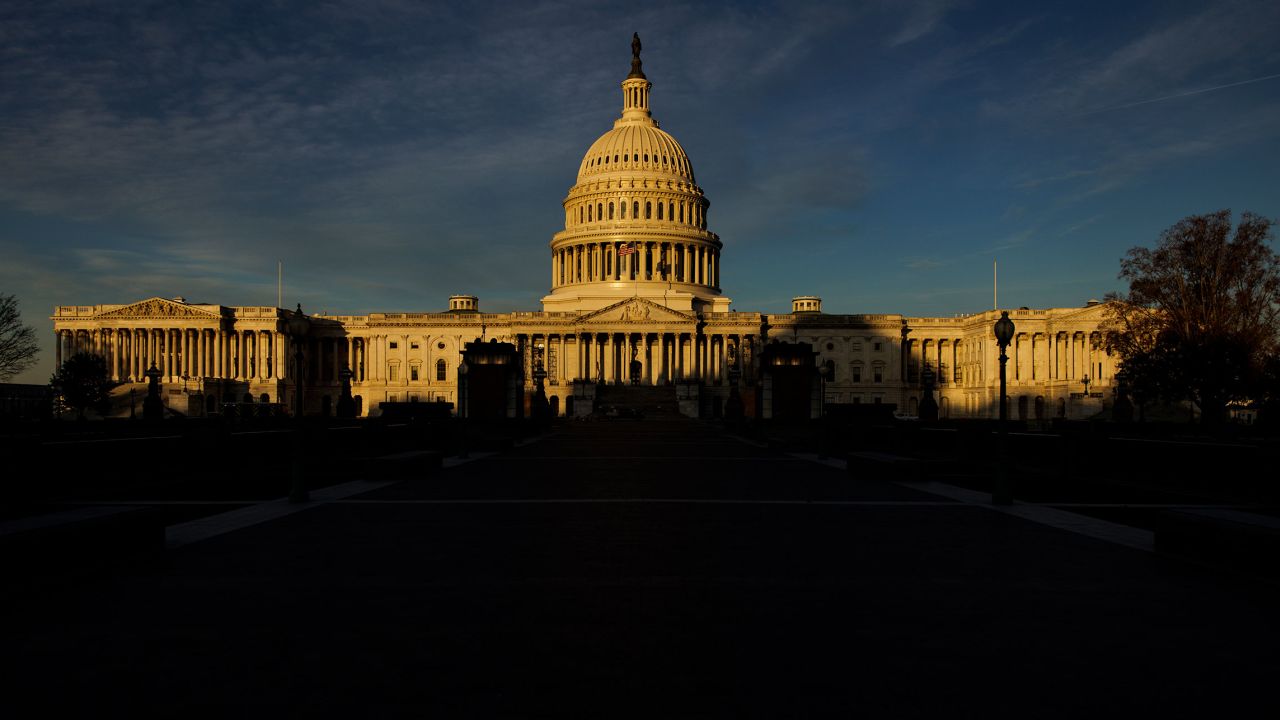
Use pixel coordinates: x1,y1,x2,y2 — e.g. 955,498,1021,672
608,202,614,219
644,153,649,162
597,203,602,221
679,204,684,223
620,201,627,219
613,154,618,163
668,202,674,221
633,201,639,218
645,202,652,219
436,359,447,381
657,203,663,220
578,207,583,224
587,204,592,222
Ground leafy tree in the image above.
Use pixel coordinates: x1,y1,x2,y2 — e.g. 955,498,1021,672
1105,210,1279,425
50,352,117,420
0,293,39,381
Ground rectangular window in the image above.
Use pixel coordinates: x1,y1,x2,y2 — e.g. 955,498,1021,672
389,341,398,350
388,393,399,403
410,342,419,350
409,393,419,403
388,365,398,382
852,366,862,383
852,342,863,352
873,342,882,352
410,366,419,381
873,367,883,383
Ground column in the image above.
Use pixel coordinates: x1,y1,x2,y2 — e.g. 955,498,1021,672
275,332,285,379
716,335,727,384
602,334,611,383
692,335,701,380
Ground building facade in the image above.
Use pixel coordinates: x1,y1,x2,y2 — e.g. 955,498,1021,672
50,41,1117,421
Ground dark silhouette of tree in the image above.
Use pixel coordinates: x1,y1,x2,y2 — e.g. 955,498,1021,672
50,352,117,420
1104,210,1279,425
0,293,39,381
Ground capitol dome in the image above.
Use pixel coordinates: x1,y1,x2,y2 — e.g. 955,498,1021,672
543,35,730,316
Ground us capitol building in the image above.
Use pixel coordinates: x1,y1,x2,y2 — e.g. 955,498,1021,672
51,38,1115,421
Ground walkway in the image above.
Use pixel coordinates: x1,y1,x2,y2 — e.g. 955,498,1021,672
5,418,1277,716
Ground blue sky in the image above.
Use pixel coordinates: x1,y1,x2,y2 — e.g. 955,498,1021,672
3,0,1279,382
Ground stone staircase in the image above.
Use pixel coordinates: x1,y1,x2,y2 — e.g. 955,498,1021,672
594,384,681,417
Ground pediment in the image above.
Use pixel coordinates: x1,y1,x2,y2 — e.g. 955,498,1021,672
1054,302,1112,322
98,297,221,320
578,297,695,324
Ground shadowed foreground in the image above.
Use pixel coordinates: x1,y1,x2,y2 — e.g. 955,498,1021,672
5,418,1277,716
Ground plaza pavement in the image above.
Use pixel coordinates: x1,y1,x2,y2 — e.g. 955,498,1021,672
5,417,1278,716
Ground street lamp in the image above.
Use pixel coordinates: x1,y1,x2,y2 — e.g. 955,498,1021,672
1081,372,1091,397
287,304,311,503
458,359,469,458
143,363,164,422
532,342,550,420
992,311,1015,505
818,360,833,418
919,363,938,422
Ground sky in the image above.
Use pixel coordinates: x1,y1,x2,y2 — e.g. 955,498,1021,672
3,0,1279,383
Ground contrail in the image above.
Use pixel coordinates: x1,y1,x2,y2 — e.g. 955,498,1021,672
1073,72,1280,117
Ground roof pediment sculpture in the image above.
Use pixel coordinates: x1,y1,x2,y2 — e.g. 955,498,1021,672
98,296,220,320
579,297,694,324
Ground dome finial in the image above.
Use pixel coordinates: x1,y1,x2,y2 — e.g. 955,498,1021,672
628,32,645,79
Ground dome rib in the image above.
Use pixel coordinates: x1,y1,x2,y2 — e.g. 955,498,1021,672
576,124,696,184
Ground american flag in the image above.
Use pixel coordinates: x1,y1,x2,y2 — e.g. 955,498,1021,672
618,243,637,256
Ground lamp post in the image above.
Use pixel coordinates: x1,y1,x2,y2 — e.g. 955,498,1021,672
1081,372,1091,397
458,359,469,458
336,365,355,419
992,311,1015,505
919,363,938,422
287,304,311,503
532,342,549,421
143,363,164,422
818,361,833,418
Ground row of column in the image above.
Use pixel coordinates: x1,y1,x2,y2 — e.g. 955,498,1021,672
906,338,963,386
54,327,284,383
566,197,705,230
553,241,719,287
950,331,1112,389
517,332,751,386
989,331,1108,385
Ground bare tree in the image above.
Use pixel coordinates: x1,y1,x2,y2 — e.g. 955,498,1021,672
0,293,39,381
1104,210,1280,425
